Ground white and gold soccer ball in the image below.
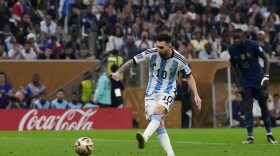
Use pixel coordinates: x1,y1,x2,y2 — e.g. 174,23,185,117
74,137,94,156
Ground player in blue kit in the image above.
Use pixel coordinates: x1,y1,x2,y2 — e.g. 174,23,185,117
228,28,278,144
111,34,202,155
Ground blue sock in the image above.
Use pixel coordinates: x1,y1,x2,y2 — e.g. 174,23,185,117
261,109,271,134
245,112,254,137
156,128,167,136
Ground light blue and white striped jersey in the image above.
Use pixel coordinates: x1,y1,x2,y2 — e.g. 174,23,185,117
133,48,191,96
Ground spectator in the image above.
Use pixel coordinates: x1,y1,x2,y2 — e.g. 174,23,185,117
69,0,87,32
268,93,280,127
93,66,111,108
0,43,8,59
106,49,123,79
176,76,192,128
7,42,23,60
26,33,41,54
12,0,29,24
6,90,29,109
271,43,280,59
231,12,248,32
76,46,94,59
33,23,47,50
154,0,170,20
68,92,83,108
232,93,245,127
44,35,63,56
110,64,124,108
20,41,37,60
0,72,12,109
40,14,57,36
105,24,124,52
31,92,50,109
198,42,218,59
51,89,68,109
25,73,46,101
135,30,153,52
78,72,95,104
54,25,67,47
0,0,10,31
37,48,57,60
256,30,271,56
59,43,77,59
191,31,207,54
119,34,138,62
82,5,98,56
212,13,229,36
16,14,34,45
139,0,152,21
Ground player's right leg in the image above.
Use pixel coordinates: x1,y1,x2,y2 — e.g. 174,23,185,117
136,96,163,149
242,100,254,144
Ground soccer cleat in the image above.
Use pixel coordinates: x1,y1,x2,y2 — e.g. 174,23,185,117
136,132,145,149
267,135,278,144
241,137,254,144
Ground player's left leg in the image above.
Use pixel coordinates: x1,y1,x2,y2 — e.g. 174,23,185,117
156,120,174,156
258,89,278,144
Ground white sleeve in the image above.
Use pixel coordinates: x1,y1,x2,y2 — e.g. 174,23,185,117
180,63,191,76
133,51,152,64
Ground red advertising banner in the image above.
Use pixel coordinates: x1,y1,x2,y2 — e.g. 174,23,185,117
0,108,132,131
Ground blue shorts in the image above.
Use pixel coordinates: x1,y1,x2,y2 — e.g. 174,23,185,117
242,87,268,101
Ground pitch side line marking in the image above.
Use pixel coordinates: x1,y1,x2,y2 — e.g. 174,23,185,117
0,137,277,146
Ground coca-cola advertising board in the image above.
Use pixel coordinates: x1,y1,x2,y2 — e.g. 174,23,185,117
0,108,132,131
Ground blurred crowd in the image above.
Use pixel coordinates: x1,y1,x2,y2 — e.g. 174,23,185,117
0,0,280,61
0,68,124,109
1,0,280,110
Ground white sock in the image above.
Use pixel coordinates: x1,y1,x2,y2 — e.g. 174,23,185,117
143,115,161,141
157,128,174,155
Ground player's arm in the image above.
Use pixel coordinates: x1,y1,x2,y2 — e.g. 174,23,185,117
184,74,202,110
229,59,242,91
112,50,151,81
111,59,135,81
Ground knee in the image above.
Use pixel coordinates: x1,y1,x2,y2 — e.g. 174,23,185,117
153,105,166,116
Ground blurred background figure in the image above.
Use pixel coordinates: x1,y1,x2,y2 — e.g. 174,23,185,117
31,92,50,109
51,89,68,109
25,73,46,103
0,72,12,109
110,64,124,108
78,71,95,105
231,92,245,127
268,93,280,127
68,91,83,108
93,66,111,108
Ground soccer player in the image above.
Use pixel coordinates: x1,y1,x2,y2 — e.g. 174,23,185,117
111,34,202,155
228,28,278,144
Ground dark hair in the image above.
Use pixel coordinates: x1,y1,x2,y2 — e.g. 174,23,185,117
0,71,7,82
156,34,171,43
234,28,244,34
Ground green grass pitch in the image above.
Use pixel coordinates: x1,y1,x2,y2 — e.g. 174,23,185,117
0,128,279,156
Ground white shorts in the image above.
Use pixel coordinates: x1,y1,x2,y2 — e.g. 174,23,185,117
144,93,175,120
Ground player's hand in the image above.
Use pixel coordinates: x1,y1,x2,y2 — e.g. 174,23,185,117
111,72,121,81
194,95,202,110
261,75,269,89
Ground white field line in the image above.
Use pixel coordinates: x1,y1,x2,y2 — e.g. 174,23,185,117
0,137,277,146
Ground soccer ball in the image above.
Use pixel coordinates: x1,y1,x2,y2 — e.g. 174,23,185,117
74,137,93,156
